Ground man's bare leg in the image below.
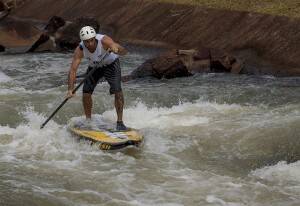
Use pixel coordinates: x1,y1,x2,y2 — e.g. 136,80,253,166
115,91,124,122
83,93,92,119
115,91,127,130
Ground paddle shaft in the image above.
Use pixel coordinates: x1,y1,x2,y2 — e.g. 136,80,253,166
40,52,110,129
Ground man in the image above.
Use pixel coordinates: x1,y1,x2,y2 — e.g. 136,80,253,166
67,26,127,131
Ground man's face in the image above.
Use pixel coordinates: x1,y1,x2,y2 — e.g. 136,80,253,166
83,38,96,50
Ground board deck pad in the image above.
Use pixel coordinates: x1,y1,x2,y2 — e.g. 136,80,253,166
68,120,143,150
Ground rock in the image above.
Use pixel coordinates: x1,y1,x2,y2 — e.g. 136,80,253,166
0,1,5,11
179,48,211,74
0,16,42,51
162,60,191,79
0,1,9,12
2,0,27,10
188,59,211,74
27,16,65,52
0,45,5,52
27,33,50,52
29,36,56,52
11,0,300,76
55,16,100,50
131,49,191,79
44,16,65,35
19,15,100,52
130,58,155,78
231,59,243,74
124,48,243,80
210,50,244,74
0,10,9,20
0,1,10,20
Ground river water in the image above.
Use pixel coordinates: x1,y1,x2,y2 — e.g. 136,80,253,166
0,46,299,206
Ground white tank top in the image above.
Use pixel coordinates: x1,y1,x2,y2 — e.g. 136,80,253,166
80,34,118,68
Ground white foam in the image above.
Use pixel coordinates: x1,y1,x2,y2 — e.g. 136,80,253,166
0,125,15,135
87,100,248,154
251,161,300,185
0,107,84,166
101,100,244,130
0,71,11,83
206,195,227,205
0,85,63,95
206,195,244,206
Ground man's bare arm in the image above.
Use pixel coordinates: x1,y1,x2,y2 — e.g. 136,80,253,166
102,35,128,55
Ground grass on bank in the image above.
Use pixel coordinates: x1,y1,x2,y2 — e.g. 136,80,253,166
157,0,300,18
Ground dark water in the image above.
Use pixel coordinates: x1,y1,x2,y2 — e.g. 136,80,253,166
0,46,300,206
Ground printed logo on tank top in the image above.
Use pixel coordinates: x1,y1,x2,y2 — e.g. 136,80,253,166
91,54,107,67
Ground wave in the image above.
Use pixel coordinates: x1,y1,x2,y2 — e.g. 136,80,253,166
251,161,300,184
250,161,300,199
0,85,64,95
101,100,246,130
0,107,82,165
0,71,11,83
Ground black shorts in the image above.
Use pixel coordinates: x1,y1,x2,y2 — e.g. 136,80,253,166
83,59,122,95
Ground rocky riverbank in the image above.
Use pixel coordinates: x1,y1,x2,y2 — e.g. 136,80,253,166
1,0,300,76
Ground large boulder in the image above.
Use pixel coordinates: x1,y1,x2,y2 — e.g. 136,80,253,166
0,45,5,52
55,16,99,50
44,15,65,35
131,49,191,79
0,9,9,20
0,0,27,19
0,1,5,11
210,49,244,74
123,48,243,81
0,16,42,52
0,0,9,12
27,16,65,52
0,1,9,20
28,16,100,52
28,35,57,52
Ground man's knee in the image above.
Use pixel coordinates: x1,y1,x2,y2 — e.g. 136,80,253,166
83,93,92,101
83,93,92,97
115,91,123,98
110,87,122,95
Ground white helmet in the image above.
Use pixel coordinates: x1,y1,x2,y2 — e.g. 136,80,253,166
79,26,96,41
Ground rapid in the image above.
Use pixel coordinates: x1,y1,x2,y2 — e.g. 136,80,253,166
0,46,300,206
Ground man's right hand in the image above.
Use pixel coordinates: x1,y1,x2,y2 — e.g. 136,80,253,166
66,90,75,99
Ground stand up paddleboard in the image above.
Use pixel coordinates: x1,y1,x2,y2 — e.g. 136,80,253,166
68,121,143,150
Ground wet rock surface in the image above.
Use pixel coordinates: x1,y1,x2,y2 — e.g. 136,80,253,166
2,0,300,76
0,45,5,52
54,16,99,51
0,15,100,52
123,48,243,80
0,16,42,51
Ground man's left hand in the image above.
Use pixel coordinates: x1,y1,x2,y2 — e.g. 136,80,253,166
109,45,119,54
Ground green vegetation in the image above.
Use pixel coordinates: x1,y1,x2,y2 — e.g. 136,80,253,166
157,0,300,18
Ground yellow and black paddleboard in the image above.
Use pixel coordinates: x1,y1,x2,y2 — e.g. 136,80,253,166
68,123,143,150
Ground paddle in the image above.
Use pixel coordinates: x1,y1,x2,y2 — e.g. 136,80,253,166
40,52,110,129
